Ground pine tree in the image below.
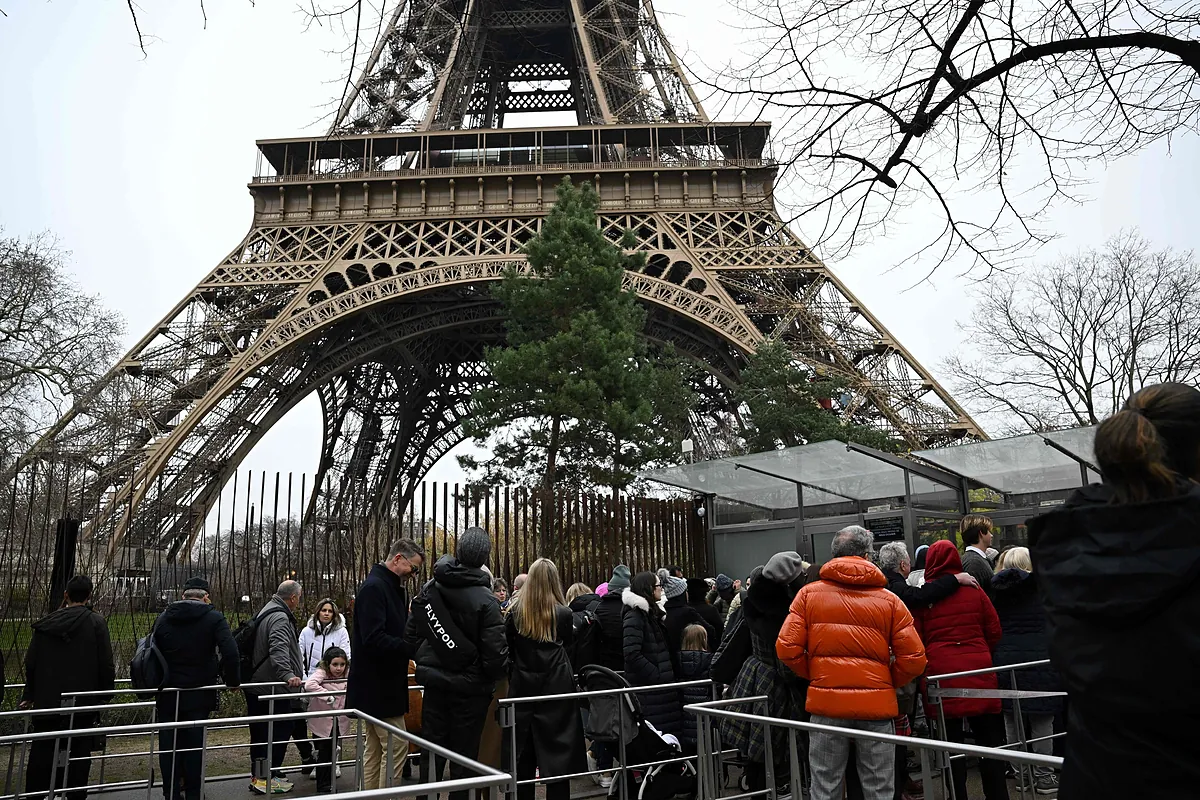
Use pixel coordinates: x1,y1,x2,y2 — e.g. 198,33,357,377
735,339,902,452
460,178,694,538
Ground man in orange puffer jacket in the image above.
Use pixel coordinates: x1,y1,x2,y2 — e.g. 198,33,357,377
777,525,926,800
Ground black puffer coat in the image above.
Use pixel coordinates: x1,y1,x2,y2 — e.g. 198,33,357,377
1028,481,1200,800
592,592,625,671
664,594,716,653
154,600,241,713
990,567,1063,716
505,605,586,778
719,578,807,764
676,650,713,752
406,555,508,696
622,588,683,736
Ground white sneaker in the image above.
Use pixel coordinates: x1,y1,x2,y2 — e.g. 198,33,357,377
599,774,613,789
335,746,343,778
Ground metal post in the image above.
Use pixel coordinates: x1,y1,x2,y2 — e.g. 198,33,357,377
355,717,365,792
198,719,209,800
616,698,629,800
385,730,394,788
932,679,957,800
147,701,158,800
265,696,276,787
762,714,775,800
15,714,31,800
788,728,802,800
1011,668,1032,794
500,702,518,800
169,690,181,800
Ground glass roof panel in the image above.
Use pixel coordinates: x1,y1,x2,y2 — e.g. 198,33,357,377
1043,426,1097,467
914,429,1095,494
640,459,799,509
729,439,910,502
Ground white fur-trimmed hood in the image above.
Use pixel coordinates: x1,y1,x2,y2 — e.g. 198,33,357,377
622,587,650,612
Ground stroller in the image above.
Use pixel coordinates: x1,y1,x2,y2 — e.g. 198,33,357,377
579,665,698,800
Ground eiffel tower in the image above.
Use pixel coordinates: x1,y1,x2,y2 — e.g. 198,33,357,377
15,0,981,563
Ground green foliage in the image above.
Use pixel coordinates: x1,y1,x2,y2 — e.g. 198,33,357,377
735,339,903,452
460,178,694,496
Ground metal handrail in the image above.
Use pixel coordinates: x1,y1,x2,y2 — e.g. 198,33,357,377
498,678,712,705
63,680,285,700
926,659,1051,681
685,697,1063,769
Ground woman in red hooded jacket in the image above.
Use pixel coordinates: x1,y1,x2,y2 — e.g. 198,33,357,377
915,539,1008,800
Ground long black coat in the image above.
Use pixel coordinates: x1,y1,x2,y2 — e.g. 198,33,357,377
664,594,716,653
989,568,1063,716
1029,481,1200,800
154,600,240,713
23,605,115,713
719,578,807,765
346,564,413,718
621,589,683,736
592,592,625,671
505,605,586,778
686,579,724,642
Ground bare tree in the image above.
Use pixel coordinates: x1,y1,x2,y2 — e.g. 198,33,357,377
715,0,1200,274
943,232,1200,432
0,232,124,466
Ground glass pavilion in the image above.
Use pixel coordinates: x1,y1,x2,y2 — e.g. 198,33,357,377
640,428,1098,583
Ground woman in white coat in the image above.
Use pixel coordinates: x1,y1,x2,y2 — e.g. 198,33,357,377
298,598,352,678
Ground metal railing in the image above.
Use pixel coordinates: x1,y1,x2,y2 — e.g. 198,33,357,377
498,678,720,800
2,661,1070,800
925,659,1066,798
687,696,1063,800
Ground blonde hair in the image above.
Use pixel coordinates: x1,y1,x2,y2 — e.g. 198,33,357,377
996,546,1032,572
566,582,592,604
681,624,708,652
511,558,566,643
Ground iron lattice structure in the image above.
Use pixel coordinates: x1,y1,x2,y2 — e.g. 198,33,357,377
13,1,982,566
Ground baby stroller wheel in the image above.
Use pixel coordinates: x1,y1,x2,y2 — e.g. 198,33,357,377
740,774,751,792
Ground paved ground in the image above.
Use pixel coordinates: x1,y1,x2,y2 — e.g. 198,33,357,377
91,758,1041,800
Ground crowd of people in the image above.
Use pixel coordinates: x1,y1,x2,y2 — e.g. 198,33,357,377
14,382,1200,800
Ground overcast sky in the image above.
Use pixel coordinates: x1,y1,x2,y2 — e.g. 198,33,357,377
2,0,1199,496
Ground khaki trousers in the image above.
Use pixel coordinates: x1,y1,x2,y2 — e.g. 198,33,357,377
361,715,410,790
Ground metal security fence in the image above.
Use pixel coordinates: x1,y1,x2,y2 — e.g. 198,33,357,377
0,466,705,682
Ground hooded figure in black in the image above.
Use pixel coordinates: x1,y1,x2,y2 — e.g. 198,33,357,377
152,578,240,800
622,571,683,736
22,575,114,800
592,566,631,671
1028,383,1200,800
686,578,723,641
661,575,716,653
405,529,508,800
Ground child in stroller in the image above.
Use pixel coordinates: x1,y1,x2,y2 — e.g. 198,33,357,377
578,665,698,800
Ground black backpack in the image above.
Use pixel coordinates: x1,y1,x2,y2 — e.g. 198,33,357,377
129,616,168,697
232,606,289,681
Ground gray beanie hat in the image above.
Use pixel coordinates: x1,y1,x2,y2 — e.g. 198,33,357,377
457,527,492,569
663,575,687,600
608,565,632,592
763,550,808,585
715,573,734,593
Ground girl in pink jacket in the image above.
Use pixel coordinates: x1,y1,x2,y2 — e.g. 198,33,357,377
304,647,350,792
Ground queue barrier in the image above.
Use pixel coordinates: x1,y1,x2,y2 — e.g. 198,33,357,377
3,661,1070,800
925,659,1067,798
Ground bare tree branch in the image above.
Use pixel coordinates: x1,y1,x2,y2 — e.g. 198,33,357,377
709,0,1200,275
944,231,1200,432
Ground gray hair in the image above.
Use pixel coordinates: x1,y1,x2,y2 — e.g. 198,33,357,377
182,588,207,600
831,525,874,558
277,580,302,600
878,542,910,572
389,538,425,561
